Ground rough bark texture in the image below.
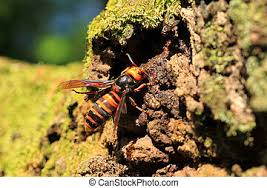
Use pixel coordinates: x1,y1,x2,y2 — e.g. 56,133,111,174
1,0,267,176
82,0,267,176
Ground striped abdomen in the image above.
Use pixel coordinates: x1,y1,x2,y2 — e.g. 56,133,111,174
85,91,121,129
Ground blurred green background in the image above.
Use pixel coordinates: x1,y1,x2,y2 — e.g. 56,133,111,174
0,0,106,65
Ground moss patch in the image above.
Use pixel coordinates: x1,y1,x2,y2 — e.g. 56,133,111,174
0,57,106,176
229,0,267,112
85,0,181,77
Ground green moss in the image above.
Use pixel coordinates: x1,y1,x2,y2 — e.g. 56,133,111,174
0,57,107,176
41,132,106,176
204,137,213,148
201,16,235,73
40,109,107,176
229,0,267,52
246,57,267,111
200,74,254,136
200,75,227,117
85,0,181,77
230,0,267,112
242,166,267,176
228,0,252,51
196,1,257,137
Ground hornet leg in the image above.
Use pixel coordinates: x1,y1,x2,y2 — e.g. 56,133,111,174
129,97,144,112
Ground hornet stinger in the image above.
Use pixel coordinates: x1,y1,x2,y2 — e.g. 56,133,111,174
59,54,149,132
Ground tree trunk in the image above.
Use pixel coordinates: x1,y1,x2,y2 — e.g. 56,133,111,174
1,0,267,176
80,0,267,176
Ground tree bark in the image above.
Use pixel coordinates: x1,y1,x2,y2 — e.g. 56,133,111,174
1,0,267,176
82,0,267,176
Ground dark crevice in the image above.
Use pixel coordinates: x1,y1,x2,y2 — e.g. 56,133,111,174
178,97,187,118
0,170,5,177
92,28,164,79
47,132,61,144
180,0,191,8
45,123,62,144
193,105,263,171
195,0,212,6
68,102,78,119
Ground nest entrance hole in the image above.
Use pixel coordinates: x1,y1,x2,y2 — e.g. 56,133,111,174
91,18,192,135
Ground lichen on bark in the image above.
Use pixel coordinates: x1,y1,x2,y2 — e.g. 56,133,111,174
229,0,267,112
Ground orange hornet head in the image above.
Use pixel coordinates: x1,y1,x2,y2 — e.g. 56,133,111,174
125,66,147,82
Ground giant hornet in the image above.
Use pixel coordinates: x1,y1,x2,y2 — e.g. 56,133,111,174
59,54,149,133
